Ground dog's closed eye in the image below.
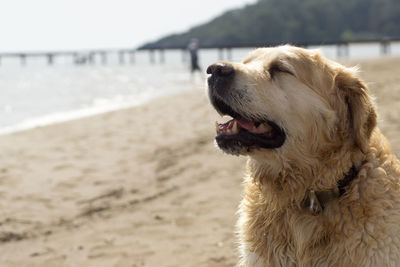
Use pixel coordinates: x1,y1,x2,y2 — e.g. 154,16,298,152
269,64,294,78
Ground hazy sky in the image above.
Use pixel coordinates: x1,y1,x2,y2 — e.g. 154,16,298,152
0,0,256,52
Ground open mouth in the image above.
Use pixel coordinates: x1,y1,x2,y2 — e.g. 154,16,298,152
213,98,286,154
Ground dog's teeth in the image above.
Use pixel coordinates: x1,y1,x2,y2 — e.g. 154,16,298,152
258,124,270,131
232,121,238,133
215,121,219,132
227,129,232,134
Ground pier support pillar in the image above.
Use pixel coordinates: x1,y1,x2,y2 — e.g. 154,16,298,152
159,49,165,64
73,53,79,65
47,54,54,65
129,51,135,64
337,43,349,58
227,48,232,61
20,54,26,66
101,52,107,65
218,48,224,60
380,40,391,55
149,50,155,64
87,53,94,64
119,52,125,64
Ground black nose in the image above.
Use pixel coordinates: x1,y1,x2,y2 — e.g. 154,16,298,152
206,63,235,77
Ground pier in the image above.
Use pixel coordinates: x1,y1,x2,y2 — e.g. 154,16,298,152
139,38,400,61
0,49,136,66
0,38,399,67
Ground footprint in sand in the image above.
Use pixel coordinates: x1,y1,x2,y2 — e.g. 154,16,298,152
174,214,194,227
52,164,73,171
81,167,97,174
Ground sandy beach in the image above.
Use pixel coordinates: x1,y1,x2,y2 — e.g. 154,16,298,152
0,56,399,267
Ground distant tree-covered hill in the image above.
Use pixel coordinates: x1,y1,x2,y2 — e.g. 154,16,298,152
139,0,400,49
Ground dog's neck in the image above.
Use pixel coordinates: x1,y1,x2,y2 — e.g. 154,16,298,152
247,157,361,214
303,165,358,215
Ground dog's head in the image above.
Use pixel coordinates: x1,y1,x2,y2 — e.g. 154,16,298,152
207,45,377,163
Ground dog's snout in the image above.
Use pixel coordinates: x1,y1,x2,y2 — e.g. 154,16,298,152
206,63,235,77
207,62,235,99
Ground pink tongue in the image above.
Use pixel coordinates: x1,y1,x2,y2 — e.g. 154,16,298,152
217,119,272,134
236,118,256,131
237,119,273,134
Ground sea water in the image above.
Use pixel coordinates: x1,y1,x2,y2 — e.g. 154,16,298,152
0,55,202,134
1,42,399,134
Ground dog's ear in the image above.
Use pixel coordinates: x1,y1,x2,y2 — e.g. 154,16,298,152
335,68,377,153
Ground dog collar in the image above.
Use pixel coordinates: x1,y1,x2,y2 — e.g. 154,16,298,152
303,165,358,215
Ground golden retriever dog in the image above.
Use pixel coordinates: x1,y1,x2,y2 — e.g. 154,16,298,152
206,45,400,266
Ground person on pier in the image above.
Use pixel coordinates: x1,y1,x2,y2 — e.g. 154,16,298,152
188,38,203,80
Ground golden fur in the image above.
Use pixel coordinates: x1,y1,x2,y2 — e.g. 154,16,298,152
212,46,400,266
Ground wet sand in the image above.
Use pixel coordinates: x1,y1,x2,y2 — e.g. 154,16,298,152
0,56,399,267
